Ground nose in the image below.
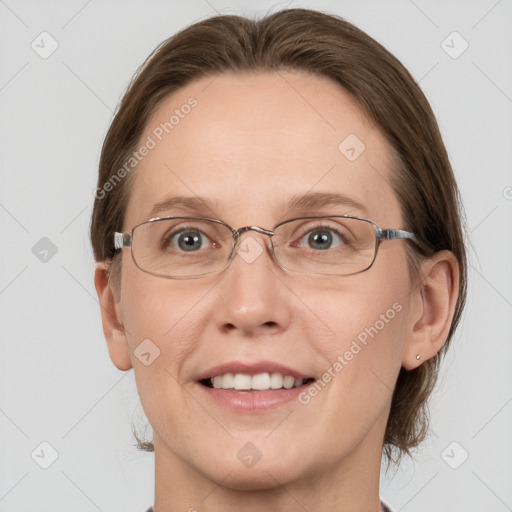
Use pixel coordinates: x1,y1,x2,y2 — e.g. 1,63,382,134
213,230,291,336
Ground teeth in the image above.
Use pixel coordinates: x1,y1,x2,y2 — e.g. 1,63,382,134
211,375,224,389
221,373,234,389
252,373,270,390
234,374,251,390
210,372,307,391
269,372,283,389
283,376,295,389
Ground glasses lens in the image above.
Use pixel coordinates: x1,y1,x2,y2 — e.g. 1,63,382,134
272,217,377,276
132,218,233,278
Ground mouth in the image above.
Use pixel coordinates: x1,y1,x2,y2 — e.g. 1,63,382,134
199,372,315,392
195,361,316,410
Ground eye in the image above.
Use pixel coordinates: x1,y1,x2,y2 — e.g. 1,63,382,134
298,227,345,250
166,228,212,252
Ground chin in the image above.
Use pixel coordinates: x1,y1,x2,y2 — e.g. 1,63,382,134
213,464,303,491
194,445,310,491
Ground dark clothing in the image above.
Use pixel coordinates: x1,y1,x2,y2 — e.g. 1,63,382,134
146,502,394,511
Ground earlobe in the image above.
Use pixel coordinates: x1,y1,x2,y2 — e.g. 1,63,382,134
94,262,133,371
402,250,460,370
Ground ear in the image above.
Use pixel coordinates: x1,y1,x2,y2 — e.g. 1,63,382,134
94,261,132,371
402,250,460,370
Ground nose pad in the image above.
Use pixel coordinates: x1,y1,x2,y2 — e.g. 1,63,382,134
227,226,275,264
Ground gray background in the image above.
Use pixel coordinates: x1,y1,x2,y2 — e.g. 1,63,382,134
1,0,511,511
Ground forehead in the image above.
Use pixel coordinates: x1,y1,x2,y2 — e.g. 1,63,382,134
123,71,402,230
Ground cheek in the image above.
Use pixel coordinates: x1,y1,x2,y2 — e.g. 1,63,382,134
121,255,208,343
293,269,410,409
119,261,210,407
296,268,408,354
120,274,212,430
289,277,409,454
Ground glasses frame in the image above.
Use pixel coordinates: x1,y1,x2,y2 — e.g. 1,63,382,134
112,215,417,279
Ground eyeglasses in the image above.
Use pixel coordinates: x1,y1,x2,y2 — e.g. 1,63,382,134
112,215,416,279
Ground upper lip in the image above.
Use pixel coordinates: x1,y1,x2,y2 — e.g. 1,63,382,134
196,360,314,381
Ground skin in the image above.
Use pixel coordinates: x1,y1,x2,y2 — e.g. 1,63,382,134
95,71,459,512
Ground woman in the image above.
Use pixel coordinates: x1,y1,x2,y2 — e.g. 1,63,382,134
91,8,466,511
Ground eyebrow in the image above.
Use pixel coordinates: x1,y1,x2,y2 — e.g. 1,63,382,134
147,196,218,219
283,191,368,217
146,191,368,220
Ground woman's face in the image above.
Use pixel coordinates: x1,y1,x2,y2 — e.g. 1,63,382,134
112,71,417,488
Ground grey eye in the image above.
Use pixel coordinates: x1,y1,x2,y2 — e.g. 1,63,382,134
300,228,344,250
169,230,210,252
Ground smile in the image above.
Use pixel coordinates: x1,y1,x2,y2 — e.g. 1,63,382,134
201,372,315,391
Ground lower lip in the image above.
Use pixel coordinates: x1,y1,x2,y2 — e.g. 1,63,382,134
196,383,310,411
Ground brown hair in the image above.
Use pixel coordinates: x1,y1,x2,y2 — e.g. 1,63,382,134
90,8,467,464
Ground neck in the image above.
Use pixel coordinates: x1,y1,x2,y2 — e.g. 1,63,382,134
152,416,387,512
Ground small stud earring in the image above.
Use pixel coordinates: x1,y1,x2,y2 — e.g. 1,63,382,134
416,354,421,360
